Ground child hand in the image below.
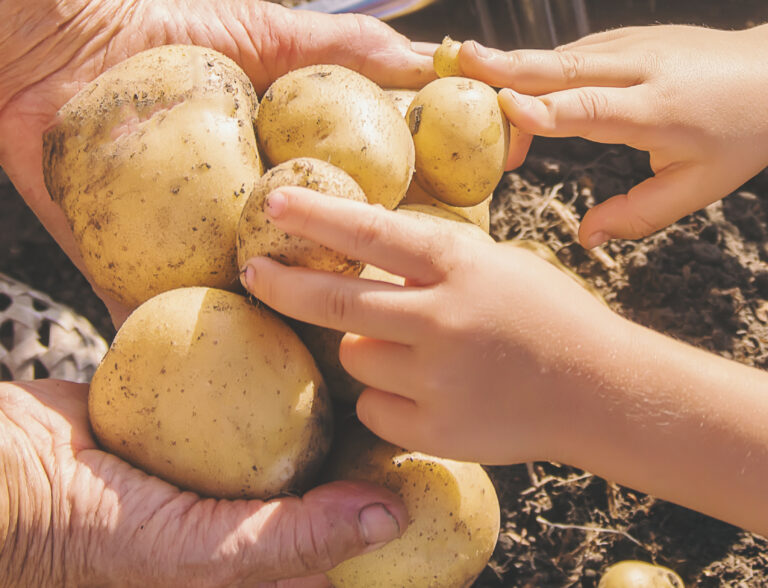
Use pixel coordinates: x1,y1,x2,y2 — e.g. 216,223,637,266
459,24,768,247
240,187,623,466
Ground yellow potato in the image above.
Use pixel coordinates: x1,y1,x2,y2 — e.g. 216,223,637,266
403,178,491,233
396,203,495,243
324,421,500,587
406,77,509,207
433,36,463,77
43,45,263,309
89,287,332,499
237,158,367,275
257,64,414,209
598,560,684,588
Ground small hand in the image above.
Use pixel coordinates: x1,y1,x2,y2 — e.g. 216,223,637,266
0,379,407,587
240,187,623,466
458,24,768,247
0,0,433,326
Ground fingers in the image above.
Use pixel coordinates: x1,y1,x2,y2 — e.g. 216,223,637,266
459,41,648,95
356,388,423,450
578,163,713,246
242,257,429,344
498,85,653,146
339,334,418,398
252,187,448,284
506,124,533,171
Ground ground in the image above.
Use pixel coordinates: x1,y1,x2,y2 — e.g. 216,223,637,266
2,1,768,586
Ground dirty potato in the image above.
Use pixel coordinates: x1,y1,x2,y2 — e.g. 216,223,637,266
43,45,263,309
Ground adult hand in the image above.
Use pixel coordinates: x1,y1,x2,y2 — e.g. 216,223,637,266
459,24,768,247
240,187,621,465
0,379,408,587
0,0,434,326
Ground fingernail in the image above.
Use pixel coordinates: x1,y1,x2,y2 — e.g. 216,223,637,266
499,88,532,109
359,503,401,545
469,40,491,59
265,190,286,219
584,231,610,249
239,264,255,290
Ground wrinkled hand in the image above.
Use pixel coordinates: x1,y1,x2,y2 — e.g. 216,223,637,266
458,24,768,247
0,380,407,587
240,187,624,465
0,0,433,326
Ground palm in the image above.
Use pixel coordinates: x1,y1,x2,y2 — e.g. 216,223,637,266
0,0,432,324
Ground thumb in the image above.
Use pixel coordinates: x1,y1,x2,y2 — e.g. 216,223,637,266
216,480,407,583
579,163,714,247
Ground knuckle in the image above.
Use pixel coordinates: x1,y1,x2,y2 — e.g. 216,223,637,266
554,49,586,84
573,88,608,122
322,285,354,325
352,213,385,252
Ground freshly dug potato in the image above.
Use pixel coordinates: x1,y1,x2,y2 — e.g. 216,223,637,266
237,158,367,275
324,421,500,587
292,264,405,404
257,64,414,209
43,45,263,309
403,178,491,232
433,36,463,77
406,77,509,207
598,560,684,588
501,239,607,304
385,88,418,117
89,287,332,499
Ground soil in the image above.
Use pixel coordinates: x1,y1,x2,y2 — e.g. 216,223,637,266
2,1,768,586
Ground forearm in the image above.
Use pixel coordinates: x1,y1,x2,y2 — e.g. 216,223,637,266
568,317,768,536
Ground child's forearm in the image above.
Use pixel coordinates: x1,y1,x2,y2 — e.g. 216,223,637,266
566,316,768,536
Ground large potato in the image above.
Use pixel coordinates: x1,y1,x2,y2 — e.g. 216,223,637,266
257,65,414,209
324,422,500,587
406,77,509,207
385,88,418,117
89,287,332,499
43,45,263,309
237,158,367,275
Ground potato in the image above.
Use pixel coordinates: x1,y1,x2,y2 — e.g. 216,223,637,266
88,287,332,499
598,560,684,588
257,65,414,209
292,264,405,404
237,158,367,275
406,77,509,207
433,36,463,77
324,421,500,587
385,88,418,117
402,178,491,233
43,45,263,309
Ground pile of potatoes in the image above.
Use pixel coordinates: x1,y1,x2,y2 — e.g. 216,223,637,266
43,42,513,586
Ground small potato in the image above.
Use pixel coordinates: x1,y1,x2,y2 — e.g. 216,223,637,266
257,65,414,209
598,560,684,588
43,45,263,309
402,177,491,232
237,158,367,275
324,421,500,588
406,77,509,207
396,203,495,243
433,36,463,77
89,287,332,499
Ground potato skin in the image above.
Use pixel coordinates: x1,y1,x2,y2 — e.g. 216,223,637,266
598,560,684,588
385,88,418,117
402,178,491,233
324,422,500,587
396,203,495,243
257,65,414,209
237,158,367,274
88,287,332,499
43,45,263,309
433,36,463,77
406,77,509,207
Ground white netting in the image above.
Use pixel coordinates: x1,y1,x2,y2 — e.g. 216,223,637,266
0,273,109,383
